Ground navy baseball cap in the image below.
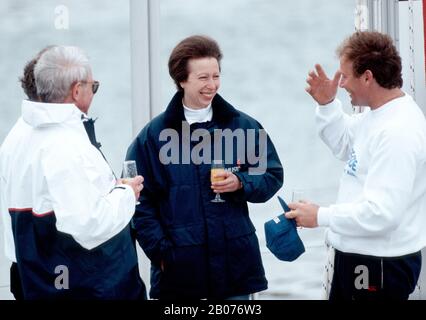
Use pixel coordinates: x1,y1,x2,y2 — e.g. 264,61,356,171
264,196,305,262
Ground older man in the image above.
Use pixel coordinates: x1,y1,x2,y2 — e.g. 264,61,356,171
287,31,426,300
0,46,145,299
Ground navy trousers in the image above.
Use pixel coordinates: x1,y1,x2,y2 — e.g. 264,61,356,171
10,262,23,300
329,249,421,301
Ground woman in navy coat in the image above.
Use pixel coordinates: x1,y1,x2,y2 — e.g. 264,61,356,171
126,35,283,299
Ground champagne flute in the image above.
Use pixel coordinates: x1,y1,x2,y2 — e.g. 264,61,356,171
211,160,226,203
123,160,141,205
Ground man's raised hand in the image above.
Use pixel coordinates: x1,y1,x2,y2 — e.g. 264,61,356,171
306,64,341,105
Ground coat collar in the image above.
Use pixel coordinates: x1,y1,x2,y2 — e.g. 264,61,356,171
21,99,82,128
163,91,240,129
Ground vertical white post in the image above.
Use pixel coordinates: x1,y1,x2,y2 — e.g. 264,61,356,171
364,0,399,43
407,0,426,300
129,0,161,137
398,0,425,111
130,0,150,136
129,0,161,297
407,0,417,100
148,0,162,118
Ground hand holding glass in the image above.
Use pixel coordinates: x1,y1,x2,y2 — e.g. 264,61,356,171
123,160,141,205
211,160,226,203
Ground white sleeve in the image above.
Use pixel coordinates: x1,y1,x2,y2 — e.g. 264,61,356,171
41,148,136,250
0,176,16,262
318,128,417,237
315,99,364,161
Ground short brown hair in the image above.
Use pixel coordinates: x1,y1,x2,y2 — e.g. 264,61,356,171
168,35,223,91
336,31,403,89
19,46,55,101
20,58,39,101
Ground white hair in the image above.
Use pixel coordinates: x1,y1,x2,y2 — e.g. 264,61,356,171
34,46,91,103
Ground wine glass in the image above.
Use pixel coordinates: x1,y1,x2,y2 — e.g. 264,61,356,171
292,189,305,203
211,160,226,203
123,160,141,205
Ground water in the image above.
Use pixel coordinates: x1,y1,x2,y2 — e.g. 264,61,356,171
0,0,356,299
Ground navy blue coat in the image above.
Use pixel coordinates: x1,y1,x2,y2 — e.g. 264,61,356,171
126,92,283,299
10,211,145,300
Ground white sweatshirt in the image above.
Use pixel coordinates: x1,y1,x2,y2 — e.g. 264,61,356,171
0,100,136,262
316,94,426,257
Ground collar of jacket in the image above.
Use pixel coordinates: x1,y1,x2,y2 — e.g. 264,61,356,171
163,91,240,130
21,99,82,128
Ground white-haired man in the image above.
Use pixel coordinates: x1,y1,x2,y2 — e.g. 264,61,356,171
0,46,145,299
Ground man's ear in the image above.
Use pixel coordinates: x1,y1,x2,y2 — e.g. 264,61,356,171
71,82,80,101
364,70,374,84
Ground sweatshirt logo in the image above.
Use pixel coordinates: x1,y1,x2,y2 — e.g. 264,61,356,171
345,149,358,177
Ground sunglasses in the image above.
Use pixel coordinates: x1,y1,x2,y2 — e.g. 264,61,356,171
80,80,100,94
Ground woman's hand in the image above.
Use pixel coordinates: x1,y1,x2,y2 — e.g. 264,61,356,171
211,171,242,193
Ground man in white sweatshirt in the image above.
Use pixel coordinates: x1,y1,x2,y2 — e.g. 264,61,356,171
286,31,426,300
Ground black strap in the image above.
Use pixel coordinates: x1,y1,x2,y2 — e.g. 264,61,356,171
81,115,117,179
82,117,102,150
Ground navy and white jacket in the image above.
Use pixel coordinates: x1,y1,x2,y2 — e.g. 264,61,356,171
0,100,144,299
